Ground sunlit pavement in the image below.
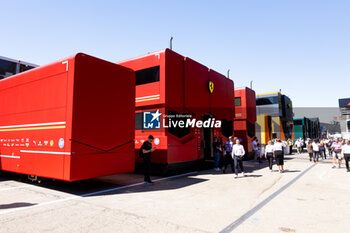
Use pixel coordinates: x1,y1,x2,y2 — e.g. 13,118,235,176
1,153,350,233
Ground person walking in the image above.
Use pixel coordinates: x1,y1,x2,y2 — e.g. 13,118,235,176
331,138,342,168
273,139,285,173
265,140,274,171
319,140,326,160
252,137,261,163
300,138,305,152
312,139,320,163
288,138,293,155
326,139,333,158
232,139,245,178
282,140,288,155
295,139,302,154
222,136,234,174
307,139,313,162
213,137,221,171
140,135,156,184
218,137,224,169
342,140,350,172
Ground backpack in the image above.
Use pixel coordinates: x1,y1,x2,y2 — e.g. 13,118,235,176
224,141,232,152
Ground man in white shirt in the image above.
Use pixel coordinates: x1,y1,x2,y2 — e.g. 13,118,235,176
312,139,320,163
232,139,246,178
265,140,274,171
342,139,350,172
295,139,302,154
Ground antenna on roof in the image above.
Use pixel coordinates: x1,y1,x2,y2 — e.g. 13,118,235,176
170,37,173,50
227,69,230,78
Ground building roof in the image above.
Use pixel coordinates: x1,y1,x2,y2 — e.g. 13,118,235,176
256,91,280,96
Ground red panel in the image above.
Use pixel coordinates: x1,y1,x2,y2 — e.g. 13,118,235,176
234,87,256,124
72,54,135,151
0,53,135,181
135,83,161,107
118,50,164,108
246,88,257,123
184,57,210,116
234,120,247,131
0,57,72,179
167,136,198,163
119,49,185,111
69,144,134,181
69,54,135,181
164,49,185,111
209,69,235,120
234,88,246,120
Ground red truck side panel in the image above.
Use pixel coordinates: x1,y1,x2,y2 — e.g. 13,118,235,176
165,49,185,111
119,50,164,108
0,53,135,181
234,87,256,123
167,136,198,163
234,87,257,154
209,69,234,119
0,58,70,179
246,88,257,123
184,57,210,115
69,54,135,181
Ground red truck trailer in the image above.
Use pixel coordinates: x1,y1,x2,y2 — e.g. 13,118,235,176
0,53,135,181
234,87,256,158
118,49,234,173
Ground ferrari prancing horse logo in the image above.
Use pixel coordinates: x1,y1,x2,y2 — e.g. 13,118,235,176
208,81,214,94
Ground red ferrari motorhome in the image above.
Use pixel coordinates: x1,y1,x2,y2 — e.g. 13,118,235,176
118,49,234,173
0,53,135,181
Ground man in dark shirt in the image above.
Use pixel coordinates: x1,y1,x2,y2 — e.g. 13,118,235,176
140,135,156,184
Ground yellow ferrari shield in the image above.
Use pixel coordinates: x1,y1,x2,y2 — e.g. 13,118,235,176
208,81,214,93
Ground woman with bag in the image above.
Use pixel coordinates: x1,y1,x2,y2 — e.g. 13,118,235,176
273,139,285,173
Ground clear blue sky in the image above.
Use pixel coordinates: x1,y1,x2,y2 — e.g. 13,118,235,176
1,0,349,107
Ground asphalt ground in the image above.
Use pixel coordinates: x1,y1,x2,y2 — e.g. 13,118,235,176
1,152,350,233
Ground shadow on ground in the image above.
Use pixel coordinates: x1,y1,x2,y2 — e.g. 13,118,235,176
0,154,311,198
0,202,37,210
0,171,207,198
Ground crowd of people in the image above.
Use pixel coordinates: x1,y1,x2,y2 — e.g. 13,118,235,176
214,136,288,177
304,137,350,170
214,136,245,178
212,136,350,179
139,134,350,184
